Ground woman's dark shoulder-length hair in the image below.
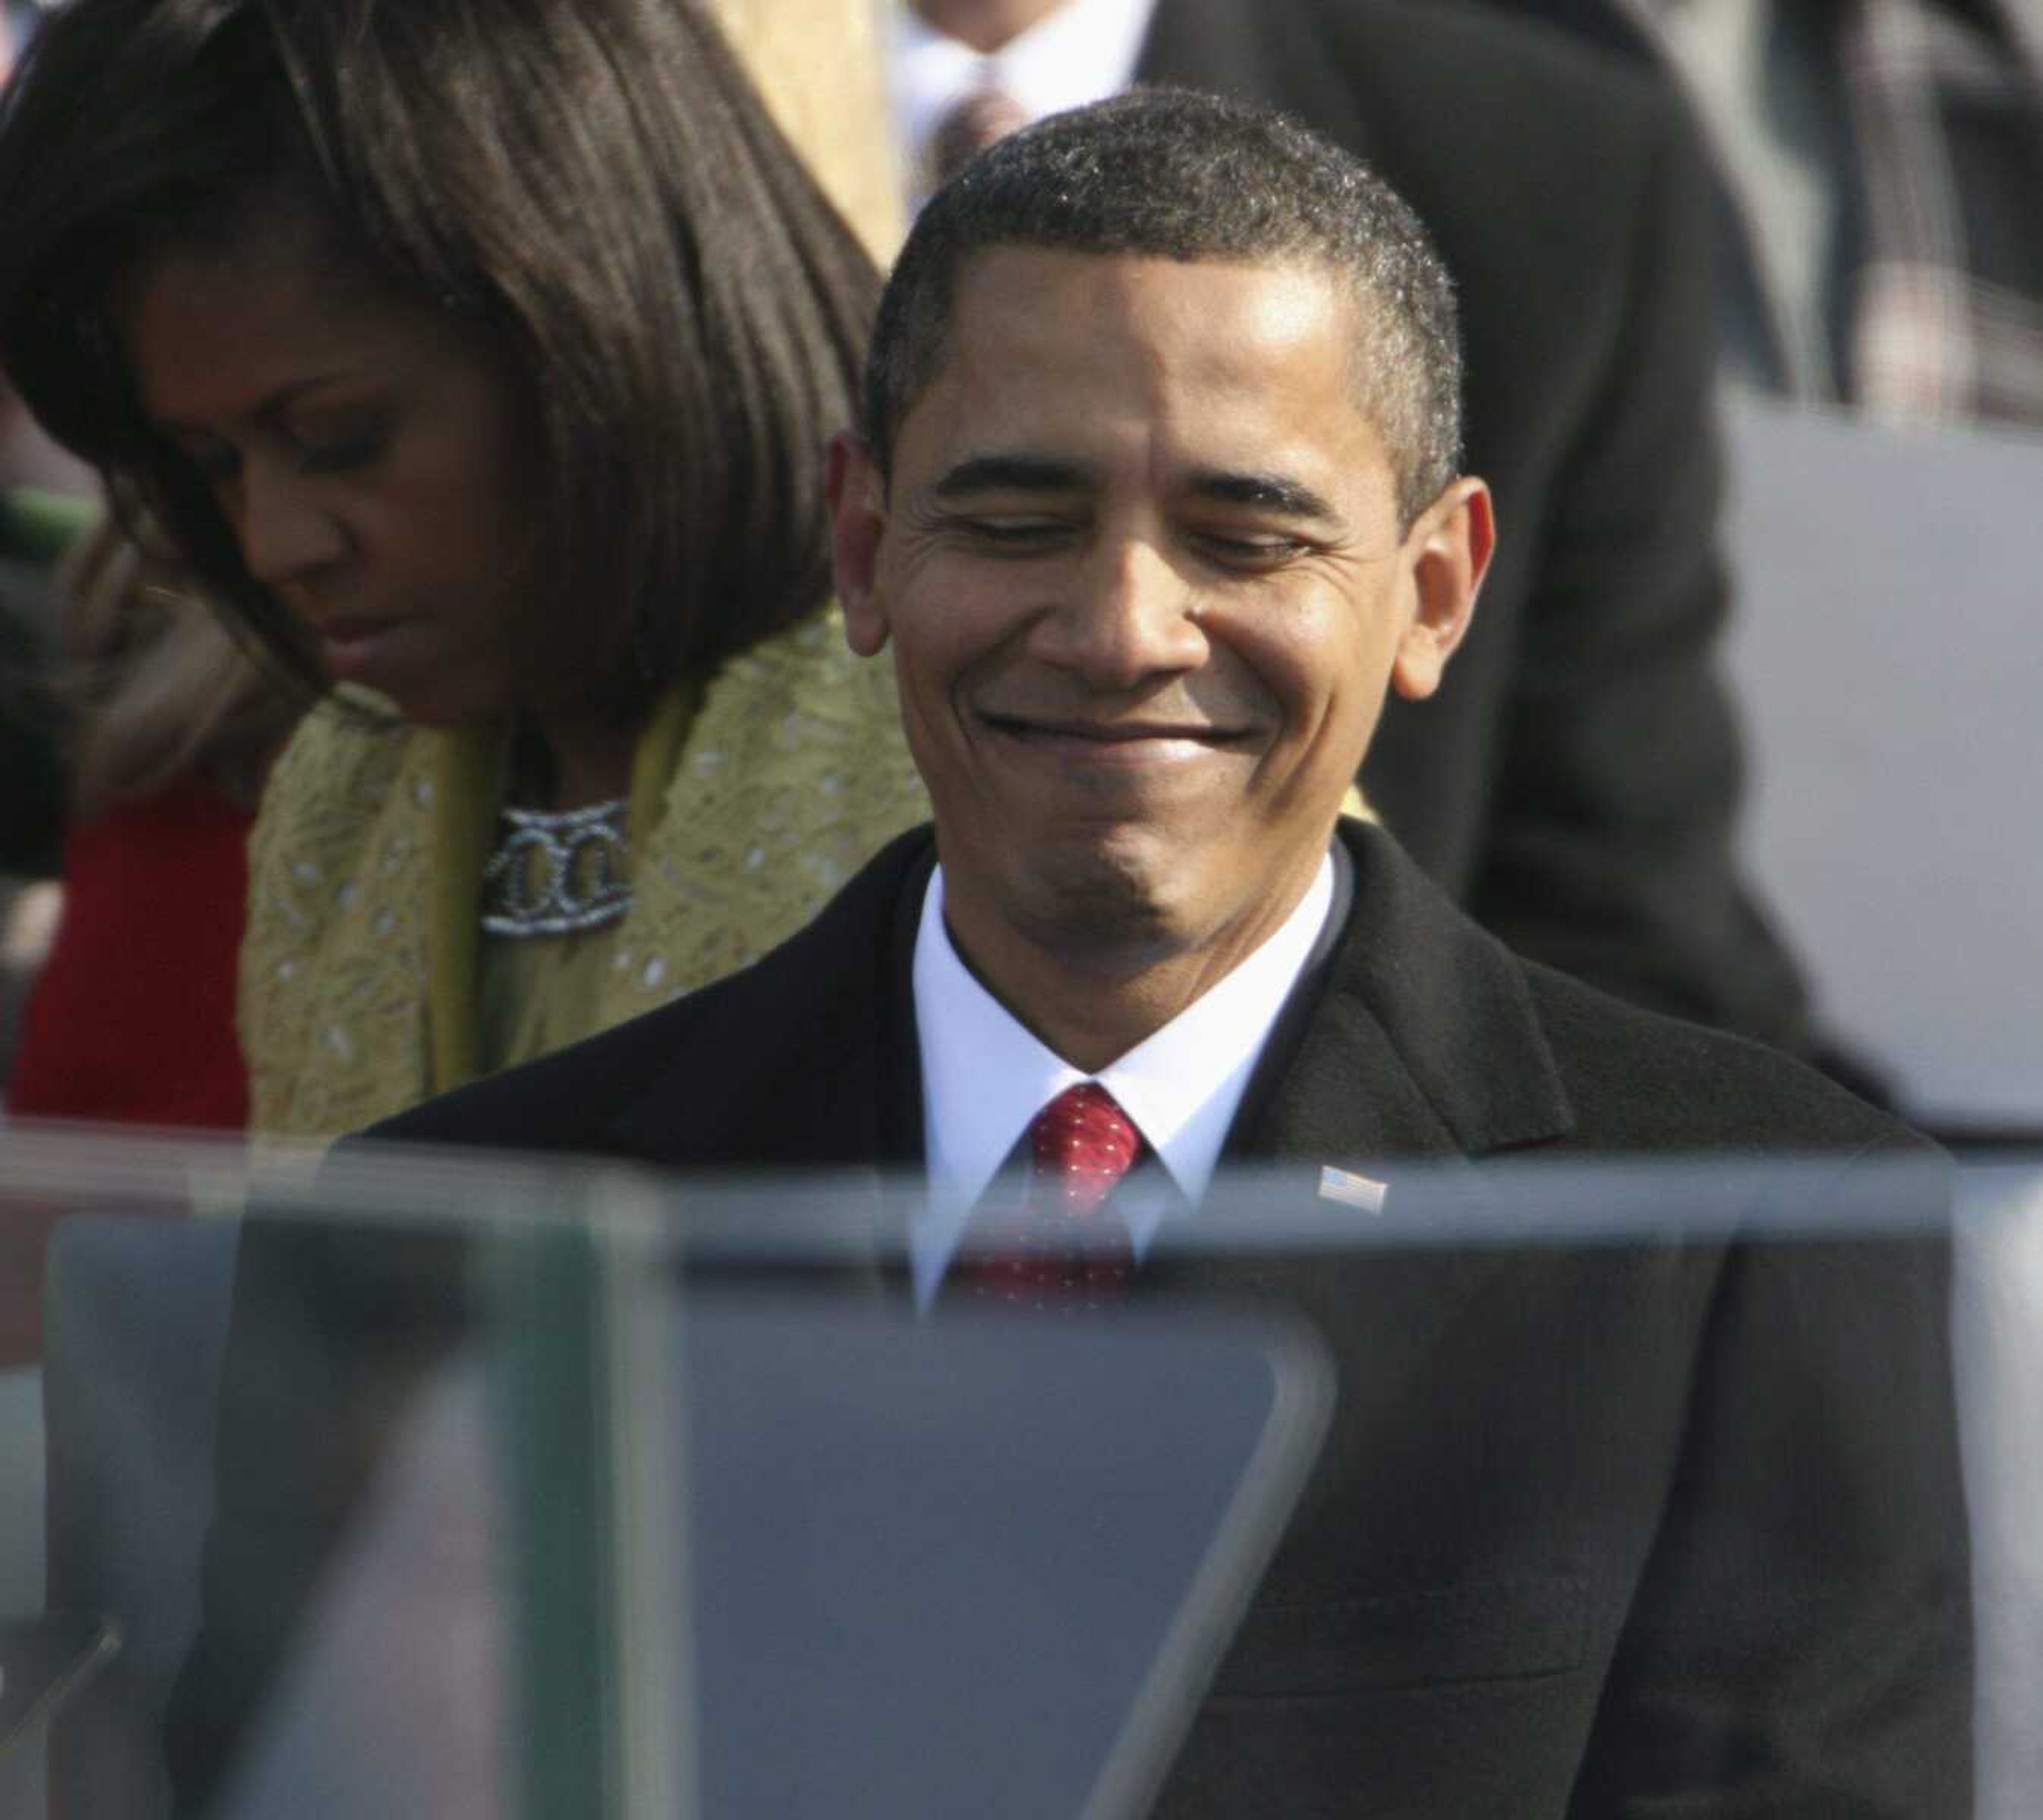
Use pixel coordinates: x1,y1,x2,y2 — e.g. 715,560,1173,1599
0,0,878,712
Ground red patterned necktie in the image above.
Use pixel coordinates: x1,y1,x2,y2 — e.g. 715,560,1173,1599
925,79,1031,190
956,1082,1143,1307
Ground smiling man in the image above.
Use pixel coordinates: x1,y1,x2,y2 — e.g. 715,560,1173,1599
189,92,1971,1816
829,239,1490,1075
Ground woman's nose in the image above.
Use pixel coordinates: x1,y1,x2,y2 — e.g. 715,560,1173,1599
234,459,348,588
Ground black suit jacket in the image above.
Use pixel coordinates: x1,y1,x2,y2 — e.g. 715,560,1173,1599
171,825,1970,1816
1134,0,1812,1056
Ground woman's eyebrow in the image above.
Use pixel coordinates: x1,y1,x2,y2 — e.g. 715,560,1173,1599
147,371,368,435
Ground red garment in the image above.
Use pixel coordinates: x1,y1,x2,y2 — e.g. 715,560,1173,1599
9,777,253,1128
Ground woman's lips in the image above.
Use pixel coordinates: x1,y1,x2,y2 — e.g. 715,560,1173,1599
310,615,421,689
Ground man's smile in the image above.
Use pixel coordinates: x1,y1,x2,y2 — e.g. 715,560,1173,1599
976,709,1252,744
972,708,1259,767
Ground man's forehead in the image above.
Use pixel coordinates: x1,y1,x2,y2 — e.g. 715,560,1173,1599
917,246,1374,393
944,242,1353,329
894,245,1382,469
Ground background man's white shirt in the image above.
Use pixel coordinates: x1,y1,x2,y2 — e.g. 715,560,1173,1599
891,0,1155,204
910,853,1334,1303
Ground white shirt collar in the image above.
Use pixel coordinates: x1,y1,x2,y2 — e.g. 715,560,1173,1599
890,0,1158,200
910,853,1335,1301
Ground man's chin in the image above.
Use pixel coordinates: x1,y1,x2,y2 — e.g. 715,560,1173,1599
1003,838,1189,968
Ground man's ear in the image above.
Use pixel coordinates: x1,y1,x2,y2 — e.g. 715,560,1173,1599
826,431,892,657
1390,477,1494,701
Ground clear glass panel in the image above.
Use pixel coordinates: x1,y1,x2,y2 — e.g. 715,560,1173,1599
2,1124,2025,1817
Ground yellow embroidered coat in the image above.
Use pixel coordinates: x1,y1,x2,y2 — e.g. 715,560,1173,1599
240,612,928,1137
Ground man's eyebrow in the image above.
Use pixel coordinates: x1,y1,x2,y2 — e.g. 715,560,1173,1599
1189,469,1342,524
931,453,1095,498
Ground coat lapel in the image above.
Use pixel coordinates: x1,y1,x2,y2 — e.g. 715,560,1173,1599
598,828,932,1171
594,831,934,1292
1151,822,1578,1369
1255,820,1574,1165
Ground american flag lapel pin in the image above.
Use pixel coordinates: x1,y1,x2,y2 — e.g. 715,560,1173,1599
1317,1165,1388,1214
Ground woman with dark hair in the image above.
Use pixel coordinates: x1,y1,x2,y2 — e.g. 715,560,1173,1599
0,0,927,1136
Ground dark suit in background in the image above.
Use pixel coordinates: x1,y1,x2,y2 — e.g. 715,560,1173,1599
169,823,1972,1816
1130,0,1812,1053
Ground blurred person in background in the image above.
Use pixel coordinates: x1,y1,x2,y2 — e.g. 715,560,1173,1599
716,0,908,264
0,510,67,982
1458,17,2043,1816
890,0,1824,1067
0,522,280,1371
0,0,95,1092
3,1,96,500
1485,0,2043,428
0,0,929,1142
7,523,301,1127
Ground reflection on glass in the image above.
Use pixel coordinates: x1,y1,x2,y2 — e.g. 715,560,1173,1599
1,1128,2023,1817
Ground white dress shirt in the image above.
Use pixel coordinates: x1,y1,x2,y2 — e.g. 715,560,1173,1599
890,0,1158,205
909,853,1335,1303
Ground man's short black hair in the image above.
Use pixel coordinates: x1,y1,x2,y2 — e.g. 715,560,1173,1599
864,87,1463,525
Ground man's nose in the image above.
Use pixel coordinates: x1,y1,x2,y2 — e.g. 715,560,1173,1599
1032,535,1207,688
233,460,348,589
